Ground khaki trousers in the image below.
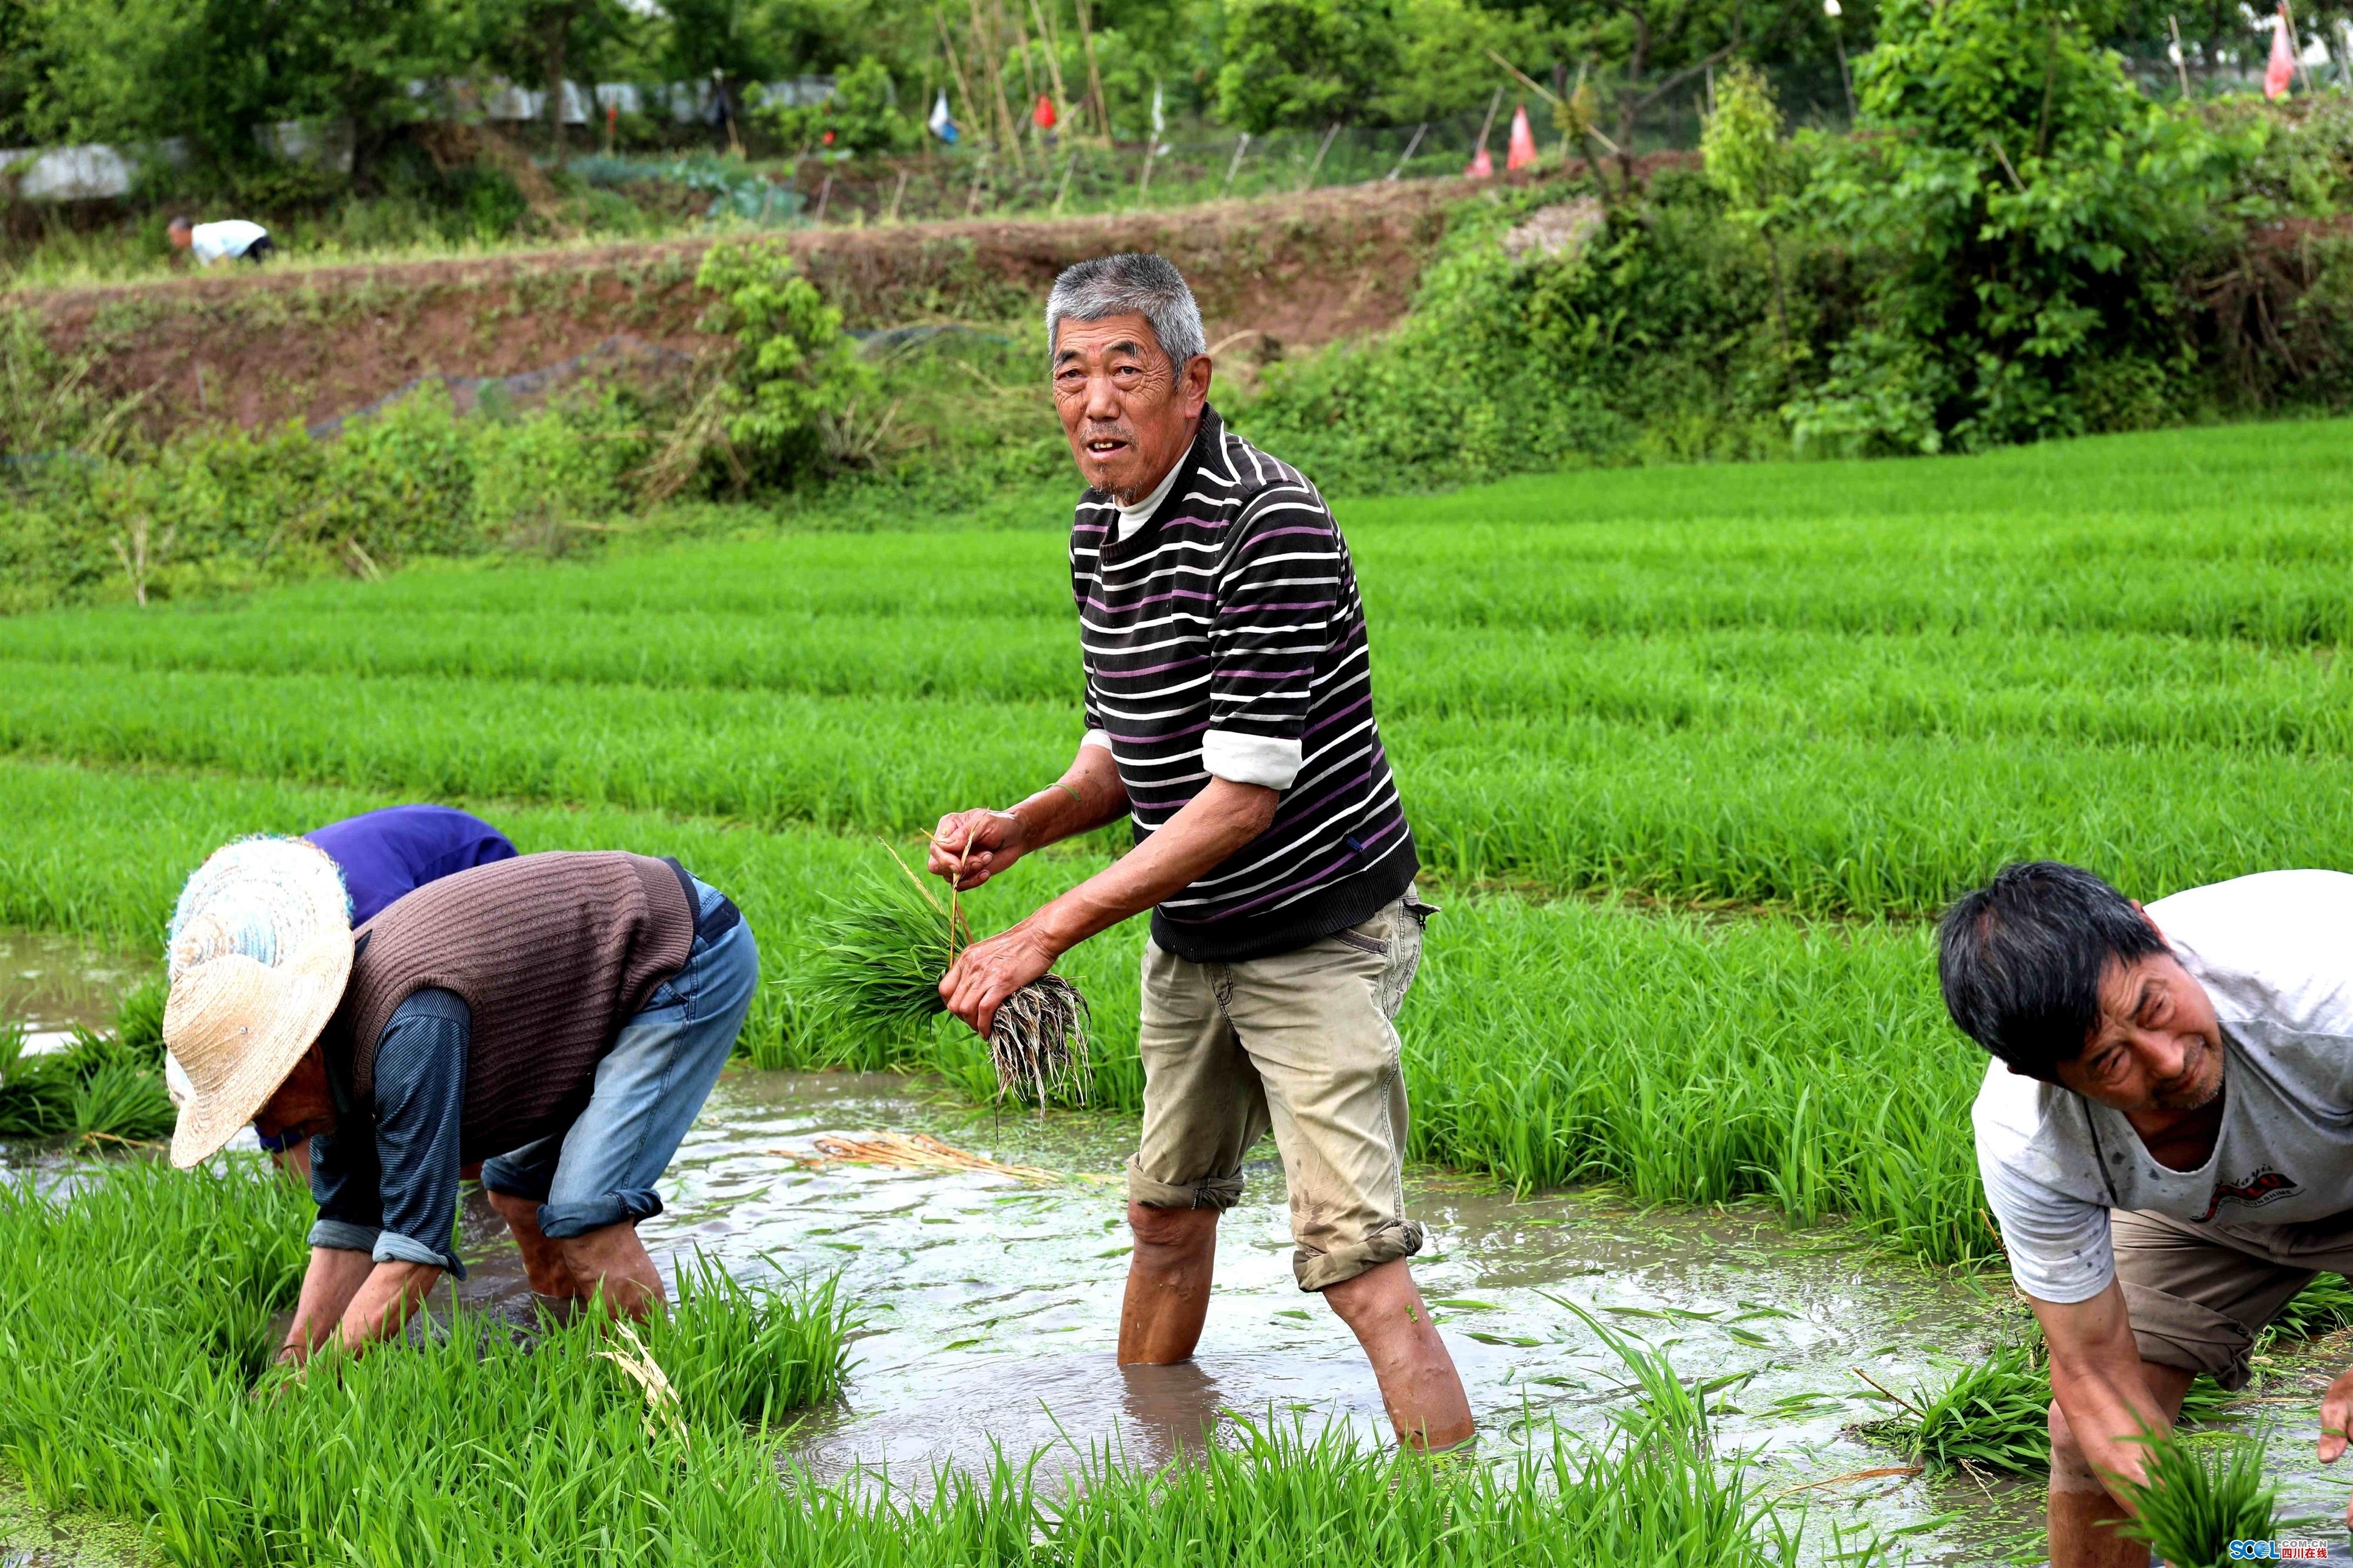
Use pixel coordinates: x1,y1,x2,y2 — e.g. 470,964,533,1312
1128,893,1432,1292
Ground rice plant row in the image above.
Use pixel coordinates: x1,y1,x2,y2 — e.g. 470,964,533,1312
15,610,2353,765
0,1157,1809,1568
7,656,2353,919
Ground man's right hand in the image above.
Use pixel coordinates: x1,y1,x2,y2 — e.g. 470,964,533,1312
928,808,1030,891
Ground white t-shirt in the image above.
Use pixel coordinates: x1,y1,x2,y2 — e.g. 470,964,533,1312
189,219,268,265
1111,458,1182,542
1975,870,2353,1304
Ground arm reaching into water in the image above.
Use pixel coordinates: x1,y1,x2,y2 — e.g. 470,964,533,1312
281,1249,442,1365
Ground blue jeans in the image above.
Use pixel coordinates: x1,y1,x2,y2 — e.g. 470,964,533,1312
479,877,756,1240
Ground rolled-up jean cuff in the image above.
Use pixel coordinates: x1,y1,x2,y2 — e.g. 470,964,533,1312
2120,1279,2257,1390
538,1189,662,1240
1127,1158,1245,1211
478,1155,550,1203
373,1230,465,1279
309,1218,382,1254
1295,1218,1425,1293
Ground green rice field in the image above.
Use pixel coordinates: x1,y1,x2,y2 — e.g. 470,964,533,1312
3,418,2349,1562
5,419,2348,1266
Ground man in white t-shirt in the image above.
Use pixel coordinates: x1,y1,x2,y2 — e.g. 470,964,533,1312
1942,860,2353,1566
168,216,274,266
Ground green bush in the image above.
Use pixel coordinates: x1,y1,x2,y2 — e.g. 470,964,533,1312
1787,0,2252,453
755,56,919,157
695,234,873,485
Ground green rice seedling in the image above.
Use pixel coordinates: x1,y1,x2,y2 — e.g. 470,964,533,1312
0,1155,1798,1566
801,849,1092,1107
2114,1430,2278,1568
0,1021,172,1143
1862,1339,2052,1475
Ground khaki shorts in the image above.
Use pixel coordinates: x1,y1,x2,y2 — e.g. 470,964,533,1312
2112,1206,2353,1389
1129,892,1432,1292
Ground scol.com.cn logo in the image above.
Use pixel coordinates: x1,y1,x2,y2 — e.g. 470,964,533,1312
2227,1542,2335,1560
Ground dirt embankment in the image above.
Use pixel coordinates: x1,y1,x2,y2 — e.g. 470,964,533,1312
28,180,1480,437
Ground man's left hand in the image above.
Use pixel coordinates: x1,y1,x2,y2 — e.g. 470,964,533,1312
941,924,1059,1039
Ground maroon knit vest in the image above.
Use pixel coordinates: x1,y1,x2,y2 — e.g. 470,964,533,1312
324,852,695,1162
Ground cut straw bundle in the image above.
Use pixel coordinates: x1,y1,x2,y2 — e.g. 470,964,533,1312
802,844,1092,1107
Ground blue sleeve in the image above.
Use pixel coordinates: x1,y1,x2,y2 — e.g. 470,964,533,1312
306,987,469,1278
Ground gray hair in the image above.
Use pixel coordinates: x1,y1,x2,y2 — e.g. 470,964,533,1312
1045,253,1207,367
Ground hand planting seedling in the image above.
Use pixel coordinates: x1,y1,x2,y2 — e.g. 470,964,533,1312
802,845,1092,1108
2112,1430,2278,1568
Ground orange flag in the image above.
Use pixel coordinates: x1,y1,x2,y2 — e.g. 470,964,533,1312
2267,4,2297,99
1467,142,1494,179
1033,94,1058,129
1506,104,1538,171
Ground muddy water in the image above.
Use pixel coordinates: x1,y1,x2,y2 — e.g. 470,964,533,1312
0,932,145,1054
432,1069,2061,1562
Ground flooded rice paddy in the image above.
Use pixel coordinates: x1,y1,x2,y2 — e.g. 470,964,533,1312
0,932,142,1055
10,932,2353,1563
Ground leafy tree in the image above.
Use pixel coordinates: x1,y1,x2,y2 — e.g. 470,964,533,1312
1788,0,2249,452
1214,0,1397,132
468,0,639,161
756,55,917,154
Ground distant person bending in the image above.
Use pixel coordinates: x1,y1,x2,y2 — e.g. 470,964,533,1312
166,847,756,1359
170,805,519,1177
926,253,1474,1450
1942,862,2353,1567
168,215,274,265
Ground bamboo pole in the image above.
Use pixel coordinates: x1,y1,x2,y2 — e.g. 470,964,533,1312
1073,0,1111,144
1030,0,1070,120
1385,122,1426,181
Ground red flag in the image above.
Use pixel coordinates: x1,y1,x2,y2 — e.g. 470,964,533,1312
1032,94,1058,130
1506,104,1538,171
1466,142,1494,179
2266,4,2297,98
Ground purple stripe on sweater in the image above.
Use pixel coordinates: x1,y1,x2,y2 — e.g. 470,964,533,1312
1212,667,1312,682
1106,655,1212,678
1217,600,1334,615
1302,693,1372,739
1105,719,1211,745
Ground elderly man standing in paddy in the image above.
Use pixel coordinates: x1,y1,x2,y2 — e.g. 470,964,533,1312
926,253,1472,1448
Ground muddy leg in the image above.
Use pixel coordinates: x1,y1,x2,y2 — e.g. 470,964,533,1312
2047,1360,2193,1568
1322,1257,1474,1450
1119,1202,1220,1364
558,1220,666,1319
485,1187,582,1302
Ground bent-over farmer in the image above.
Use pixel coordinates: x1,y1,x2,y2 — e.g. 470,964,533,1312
164,844,755,1363
170,805,519,1177
927,253,1472,1448
1943,862,2353,1566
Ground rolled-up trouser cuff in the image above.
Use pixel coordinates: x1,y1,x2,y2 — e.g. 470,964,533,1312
537,1188,662,1240
1295,1217,1425,1293
2121,1279,2258,1391
478,1154,550,1202
1126,1156,1245,1211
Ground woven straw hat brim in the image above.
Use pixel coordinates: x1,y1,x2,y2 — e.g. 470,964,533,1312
165,930,352,1169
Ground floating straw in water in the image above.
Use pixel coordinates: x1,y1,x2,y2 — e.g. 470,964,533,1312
800,842,1094,1108
771,1132,1114,1186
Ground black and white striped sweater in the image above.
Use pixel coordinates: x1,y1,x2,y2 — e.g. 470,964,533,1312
1071,406,1417,963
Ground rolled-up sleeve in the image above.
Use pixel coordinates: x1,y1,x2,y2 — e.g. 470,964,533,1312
307,988,470,1279
1203,489,1337,792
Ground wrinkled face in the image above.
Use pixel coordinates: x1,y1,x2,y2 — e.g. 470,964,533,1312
251,1045,336,1145
2051,952,2225,1116
1050,312,1211,503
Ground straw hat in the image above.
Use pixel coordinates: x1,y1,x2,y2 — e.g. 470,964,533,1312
162,838,353,1168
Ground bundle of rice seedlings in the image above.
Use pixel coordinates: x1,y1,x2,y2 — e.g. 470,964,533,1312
800,845,1092,1107
2113,1429,2277,1568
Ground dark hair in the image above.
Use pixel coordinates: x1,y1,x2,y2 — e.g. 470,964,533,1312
1937,861,2168,1079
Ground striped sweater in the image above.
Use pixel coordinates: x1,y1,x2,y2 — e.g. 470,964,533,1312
1072,406,1417,963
